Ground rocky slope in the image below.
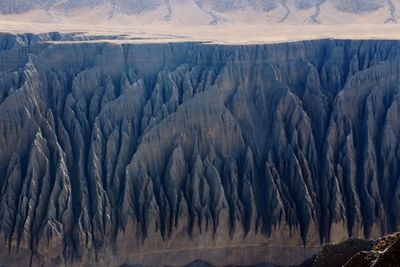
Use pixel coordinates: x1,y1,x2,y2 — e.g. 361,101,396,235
0,33,400,266
344,232,400,267
294,232,400,267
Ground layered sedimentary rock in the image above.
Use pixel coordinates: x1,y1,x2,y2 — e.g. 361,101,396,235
0,33,400,266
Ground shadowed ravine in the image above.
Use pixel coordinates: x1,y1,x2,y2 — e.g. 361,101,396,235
0,33,400,266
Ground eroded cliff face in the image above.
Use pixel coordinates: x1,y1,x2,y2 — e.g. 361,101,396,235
0,34,400,267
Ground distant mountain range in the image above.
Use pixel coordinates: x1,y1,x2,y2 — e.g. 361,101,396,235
0,0,398,25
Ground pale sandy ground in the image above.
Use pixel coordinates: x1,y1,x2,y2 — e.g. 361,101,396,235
0,1,399,44
1,20,400,45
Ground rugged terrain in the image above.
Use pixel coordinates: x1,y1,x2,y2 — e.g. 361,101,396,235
294,232,400,267
344,232,400,267
1,33,400,266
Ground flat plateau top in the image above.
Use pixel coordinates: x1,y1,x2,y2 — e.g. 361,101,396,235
1,21,400,44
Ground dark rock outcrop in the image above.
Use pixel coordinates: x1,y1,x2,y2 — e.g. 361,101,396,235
0,33,400,266
344,232,400,267
295,232,400,267
294,239,374,267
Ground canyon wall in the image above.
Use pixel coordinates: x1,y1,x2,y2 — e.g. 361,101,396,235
0,34,400,266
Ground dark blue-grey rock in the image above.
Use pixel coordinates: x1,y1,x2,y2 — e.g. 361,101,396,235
0,33,400,266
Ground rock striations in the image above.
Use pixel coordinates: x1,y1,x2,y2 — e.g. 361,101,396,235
0,33,400,266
